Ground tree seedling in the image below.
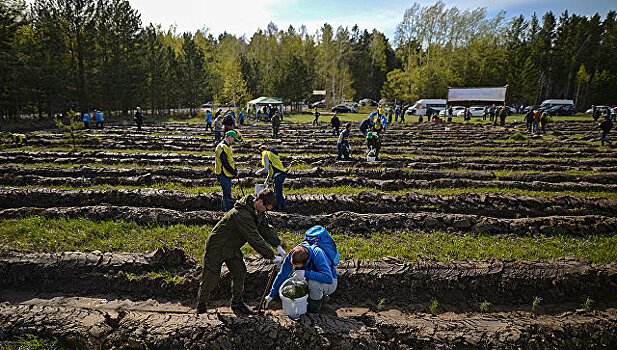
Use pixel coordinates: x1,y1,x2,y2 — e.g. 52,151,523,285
377,298,386,312
582,297,594,312
54,110,82,152
480,300,491,313
429,298,438,315
532,296,542,313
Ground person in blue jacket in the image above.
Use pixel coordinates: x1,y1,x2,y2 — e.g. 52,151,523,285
358,117,373,136
238,111,246,125
94,109,104,129
82,112,91,129
263,227,338,313
205,110,213,132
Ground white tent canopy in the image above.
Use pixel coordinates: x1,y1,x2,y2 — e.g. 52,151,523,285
447,86,507,102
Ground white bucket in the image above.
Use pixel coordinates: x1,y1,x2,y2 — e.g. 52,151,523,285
367,156,376,162
278,278,308,319
255,182,268,196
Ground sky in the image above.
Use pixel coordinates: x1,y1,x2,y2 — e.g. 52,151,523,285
22,0,615,40
115,0,615,41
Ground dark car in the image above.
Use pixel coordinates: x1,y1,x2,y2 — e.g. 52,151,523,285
547,104,576,116
310,100,325,109
523,105,538,113
359,98,377,106
332,105,358,113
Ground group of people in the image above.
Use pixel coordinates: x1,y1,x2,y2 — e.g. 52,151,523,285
199,118,338,316
524,109,549,134
82,109,104,129
592,105,617,123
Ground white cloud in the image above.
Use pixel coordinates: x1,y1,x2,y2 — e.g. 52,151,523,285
129,0,280,36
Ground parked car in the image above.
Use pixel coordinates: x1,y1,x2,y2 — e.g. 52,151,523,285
359,98,377,106
405,99,447,115
505,106,517,115
585,105,610,114
310,100,325,109
202,101,214,108
547,104,576,116
332,105,358,113
439,106,465,116
456,106,486,117
523,105,538,113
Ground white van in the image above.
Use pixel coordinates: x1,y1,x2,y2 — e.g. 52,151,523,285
406,99,447,115
540,99,574,108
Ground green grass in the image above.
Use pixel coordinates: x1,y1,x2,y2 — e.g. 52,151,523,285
0,334,70,350
1,217,616,263
4,182,616,199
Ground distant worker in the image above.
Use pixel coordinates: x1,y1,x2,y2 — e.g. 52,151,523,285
540,112,548,133
592,105,600,122
205,110,213,132
256,145,286,210
213,114,224,143
533,109,541,133
6,132,27,146
238,111,246,125
196,188,285,315
271,111,281,139
336,122,352,161
223,112,235,132
447,106,453,123
599,114,613,147
482,106,488,121
82,111,91,129
499,107,507,126
387,106,393,124
525,109,534,132
464,108,471,124
134,107,143,131
366,131,381,159
358,117,373,136
214,130,240,211
374,115,383,133
94,109,104,129
394,105,400,122
330,112,341,136
312,107,320,126
263,225,339,314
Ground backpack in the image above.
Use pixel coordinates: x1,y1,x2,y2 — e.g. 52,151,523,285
304,226,340,266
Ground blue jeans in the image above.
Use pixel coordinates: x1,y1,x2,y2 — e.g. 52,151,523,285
214,131,221,143
601,131,612,146
216,173,233,211
337,143,350,160
273,172,286,210
532,122,539,133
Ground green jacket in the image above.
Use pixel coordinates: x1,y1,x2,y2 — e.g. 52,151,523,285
367,134,381,150
205,195,280,259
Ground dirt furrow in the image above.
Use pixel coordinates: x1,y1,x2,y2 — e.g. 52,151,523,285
1,188,615,218
1,205,616,235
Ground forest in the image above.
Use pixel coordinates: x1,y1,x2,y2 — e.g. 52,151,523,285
0,0,616,119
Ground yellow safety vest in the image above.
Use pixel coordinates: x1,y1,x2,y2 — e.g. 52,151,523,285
261,150,285,177
214,140,236,177
12,134,26,142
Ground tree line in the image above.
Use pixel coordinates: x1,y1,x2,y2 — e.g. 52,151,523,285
1,0,615,120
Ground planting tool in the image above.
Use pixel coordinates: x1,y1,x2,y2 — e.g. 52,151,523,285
237,177,245,196
256,263,279,313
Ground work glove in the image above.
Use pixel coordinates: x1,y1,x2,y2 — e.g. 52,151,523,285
271,256,282,265
291,269,305,281
263,296,273,309
276,245,286,257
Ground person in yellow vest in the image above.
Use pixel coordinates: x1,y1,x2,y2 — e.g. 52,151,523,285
6,133,27,146
256,145,287,210
374,116,383,133
214,130,240,211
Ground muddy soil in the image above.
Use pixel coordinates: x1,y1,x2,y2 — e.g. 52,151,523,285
1,249,616,349
1,188,615,219
2,204,615,236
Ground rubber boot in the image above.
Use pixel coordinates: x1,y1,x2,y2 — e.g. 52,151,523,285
307,297,323,313
231,301,254,315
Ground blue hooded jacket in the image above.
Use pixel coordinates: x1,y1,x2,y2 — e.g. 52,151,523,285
95,112,104,122
268,241,337,298
205,111,213,123
83,113,90,122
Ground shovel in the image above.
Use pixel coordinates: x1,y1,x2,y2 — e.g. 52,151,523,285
256,263,279,313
